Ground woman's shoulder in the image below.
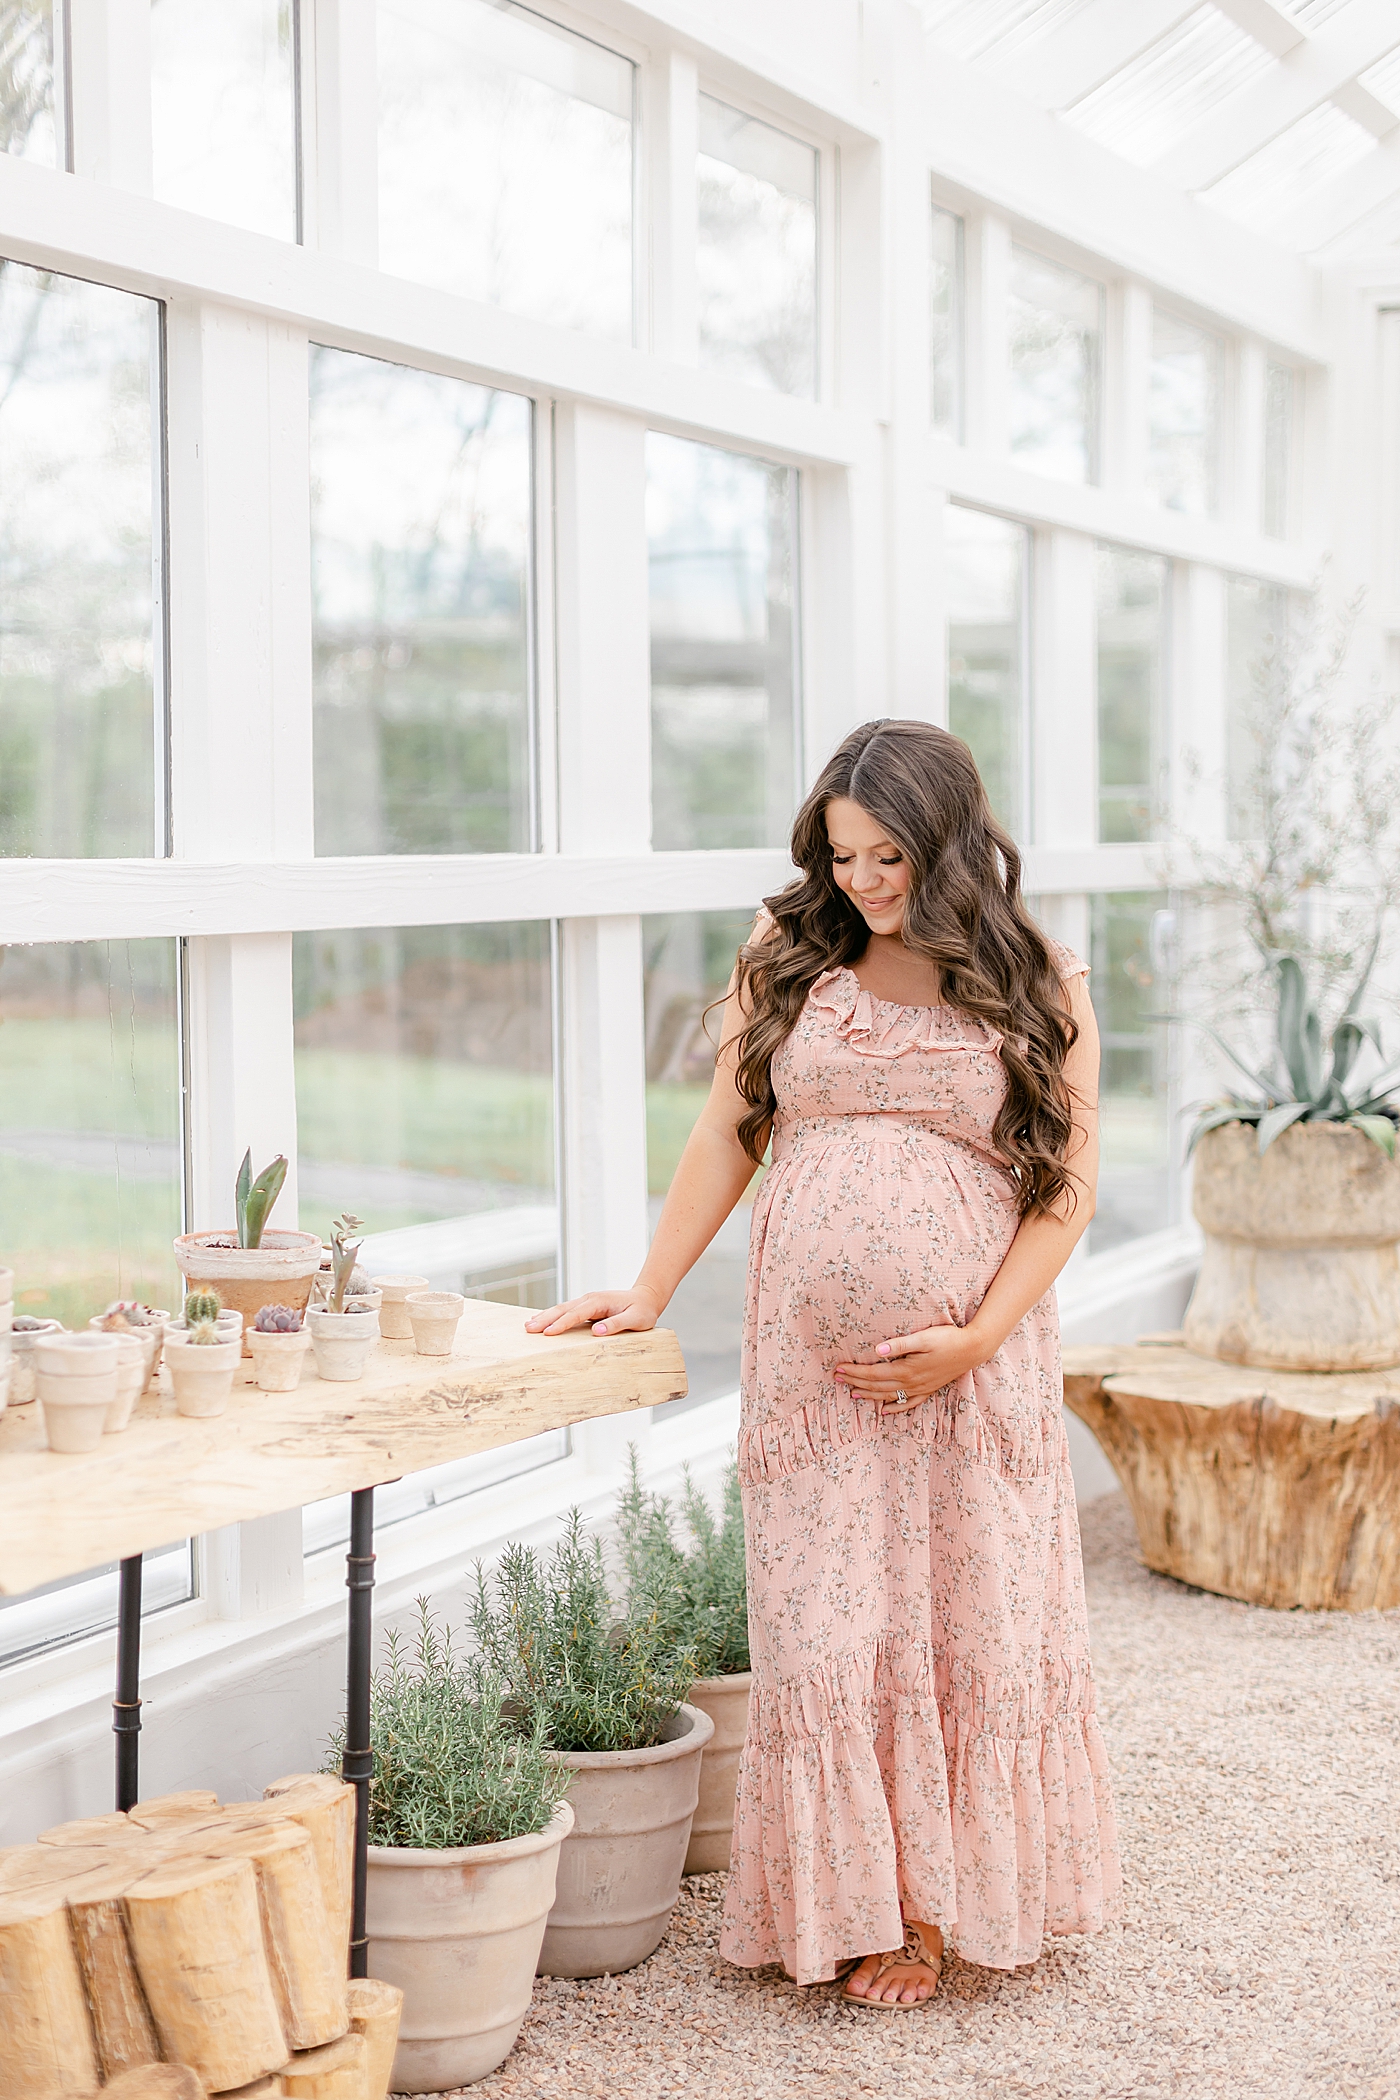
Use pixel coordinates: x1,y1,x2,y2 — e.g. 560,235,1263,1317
1043,935,1089,984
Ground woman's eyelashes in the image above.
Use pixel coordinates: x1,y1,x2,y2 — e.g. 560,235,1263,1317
829,852,903,867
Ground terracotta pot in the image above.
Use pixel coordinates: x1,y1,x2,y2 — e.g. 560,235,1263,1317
34,1333,119,1453
1186,1120,1400,1370
406,1291,465,1357
89,1310,169,1391
367,1802,574,2092
538,1703,714,1979
371,1275,431,1341
246,1326,311,1392
173,1230,324,1354
306,1305,380,1382
166,1311,243,1347
164,1332,241,1418
9,1320,63,1406
683,1673,752,1873
103,1333,146,1434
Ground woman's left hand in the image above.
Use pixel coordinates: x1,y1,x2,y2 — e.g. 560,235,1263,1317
834,1323,989,1411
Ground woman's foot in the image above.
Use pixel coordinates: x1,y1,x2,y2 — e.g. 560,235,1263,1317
843,1920,943,2008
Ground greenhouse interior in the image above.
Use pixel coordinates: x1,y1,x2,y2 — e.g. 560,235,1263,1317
1,0,1398,2094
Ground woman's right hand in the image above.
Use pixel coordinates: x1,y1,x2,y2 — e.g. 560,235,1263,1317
524,1285,664,1338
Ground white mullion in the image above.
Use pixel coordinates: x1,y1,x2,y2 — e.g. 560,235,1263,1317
1032,528,1097,852
1107,282,1151,504
964,210,1010,458
66,0,151,192
307,0,379,264
648,48,698,364
1172,562,1227,843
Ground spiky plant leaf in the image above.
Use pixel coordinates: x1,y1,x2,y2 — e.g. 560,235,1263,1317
241,1156,288,1251
1186,1103,1261,1156
235,1149,252,1247
1346,1113,1398,1159
1257,1100,1312,1153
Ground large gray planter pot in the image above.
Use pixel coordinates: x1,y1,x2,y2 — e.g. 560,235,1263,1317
366,1801,573,2093
538,1703,714,1979
684,1672,751,1874
1185,1120,1400,1371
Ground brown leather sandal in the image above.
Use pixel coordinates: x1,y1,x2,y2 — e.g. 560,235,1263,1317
841,1921,943,2010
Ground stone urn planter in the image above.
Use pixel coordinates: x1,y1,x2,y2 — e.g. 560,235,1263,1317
367,1802,574,2092
173,1228,324,1353
1184,1120,1400,1371
684,1673,752,1873
537,1703,714,1979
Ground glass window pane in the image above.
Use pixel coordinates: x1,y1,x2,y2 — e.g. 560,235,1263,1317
0,939,182,1326
293,921,557,1298
0,263,161,858
2,3,57,165
648,434,799,851
944,503,1026,837
697,93,817,400
150,0,297,242
930,202,964,439
1008,245,1102,485
378,0,634,342
1263,361,1294,539
1089,891,1172,1253
643,910,754,1417
1097,545,1167,843
0,1542,194,1671
1148,308,1220,516
310,348,533,857
1226,575,1287,841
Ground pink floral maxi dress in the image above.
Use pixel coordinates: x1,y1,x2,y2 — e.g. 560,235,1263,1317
718,956,1122,1984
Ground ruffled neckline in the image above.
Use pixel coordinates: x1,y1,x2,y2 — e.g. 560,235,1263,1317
808,967,1003,1057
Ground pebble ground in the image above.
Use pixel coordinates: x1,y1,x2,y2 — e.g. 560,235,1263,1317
409,1493,1400,2100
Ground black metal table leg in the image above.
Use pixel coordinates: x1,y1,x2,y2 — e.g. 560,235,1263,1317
342,1487,376,1979
114,1552,143,1811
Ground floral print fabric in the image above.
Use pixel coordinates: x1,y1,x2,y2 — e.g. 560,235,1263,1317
718,954,1122,1984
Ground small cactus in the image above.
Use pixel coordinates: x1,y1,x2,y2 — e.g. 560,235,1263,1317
184,1289,223,1328
98,1299,157,1329
254,1304,303,1334
13,1315,48,1332
188,1319,222,1345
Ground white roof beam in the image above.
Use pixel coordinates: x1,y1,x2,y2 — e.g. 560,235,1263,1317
1332,78,1400,139
1155,0,1400,189
1292,131,1400,251
988,0,1198,112
1211,0,1305,61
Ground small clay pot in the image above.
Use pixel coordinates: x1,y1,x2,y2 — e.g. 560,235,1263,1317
9,1319,63,1406
306,1304,380,1382
371,1275,431,1340
166,1311,243,1350
34,1332,119,1453
247,1326,311,1393
104,1332,147,1434
89,1310,168,1390
406,1291,466,1358
164,1332,241,1418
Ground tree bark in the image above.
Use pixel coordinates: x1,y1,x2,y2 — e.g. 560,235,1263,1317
200,1823,347,2049
260,1776,356,1972
67,1861,162,2079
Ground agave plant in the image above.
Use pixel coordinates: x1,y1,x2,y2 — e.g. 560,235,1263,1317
326,1212,365,1314
1191,946,1400,1158
235,1149,289,1250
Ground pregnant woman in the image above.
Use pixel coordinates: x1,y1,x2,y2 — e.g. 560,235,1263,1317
527,717,1121,2007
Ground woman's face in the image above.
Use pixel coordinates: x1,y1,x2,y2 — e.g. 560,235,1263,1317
825,796,911,939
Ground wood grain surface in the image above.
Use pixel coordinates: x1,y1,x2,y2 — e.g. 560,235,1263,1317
0,1302,687,1593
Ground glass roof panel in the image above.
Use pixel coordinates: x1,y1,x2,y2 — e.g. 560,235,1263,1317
1359,46,1400,121
1201,102,1377,236
1274,0,1352,25
1062,5,1274,167
920,0,1096,65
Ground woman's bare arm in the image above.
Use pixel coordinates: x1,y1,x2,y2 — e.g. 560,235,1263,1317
836,971,1100,1406
524,936,765,1338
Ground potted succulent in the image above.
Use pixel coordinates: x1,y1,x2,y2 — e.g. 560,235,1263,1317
89,1301,170,1391
33,1331,119,1452
306,1216,380,1382
9,1316,63,1407
174,1150,323,1351
346,1601,573,2093
246,1304,311,1392
616,1454,751,1874
470,1514,712,1980
164,1291,241,1419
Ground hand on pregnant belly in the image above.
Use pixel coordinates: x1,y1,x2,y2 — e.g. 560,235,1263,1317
833,1319,986,1410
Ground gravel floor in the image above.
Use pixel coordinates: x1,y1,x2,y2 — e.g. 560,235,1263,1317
418,1493,1400,2100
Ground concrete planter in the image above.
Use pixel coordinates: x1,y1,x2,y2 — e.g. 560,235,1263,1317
371,1274,431,1340
246,1326,311,1392
684,1673,752,1873
173,1230,324,1354
366,1802,573,2092
1186,1120,1400,1371
34,1332,119,1452
306,1305,380,1381
164,1332,241,1418
538,1703,714,1979
406,1291,465,1356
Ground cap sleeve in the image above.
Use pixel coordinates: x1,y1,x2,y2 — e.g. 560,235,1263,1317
1047,937,1089,983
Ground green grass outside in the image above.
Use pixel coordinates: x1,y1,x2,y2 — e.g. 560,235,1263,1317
0,1018,178,1137
0,1158,180,1328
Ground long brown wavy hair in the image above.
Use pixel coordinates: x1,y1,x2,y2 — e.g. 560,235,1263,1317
732,719,1082,1217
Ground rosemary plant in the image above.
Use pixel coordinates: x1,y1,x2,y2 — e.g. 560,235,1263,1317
615,1450,750,1678
326,1598,570,1850
469,1511,700,1754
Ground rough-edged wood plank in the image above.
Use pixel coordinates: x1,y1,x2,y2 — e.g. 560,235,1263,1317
0,1887,100,2098
67,1862,162,2079
0,1304,687,1593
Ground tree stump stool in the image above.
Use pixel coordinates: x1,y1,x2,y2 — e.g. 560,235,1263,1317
1063,1339,1400,1611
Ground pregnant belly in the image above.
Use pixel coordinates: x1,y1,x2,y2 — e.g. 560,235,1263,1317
749,1133,1018,1364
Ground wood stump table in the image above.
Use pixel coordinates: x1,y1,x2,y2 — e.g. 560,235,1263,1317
1063,1338,1400,1611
